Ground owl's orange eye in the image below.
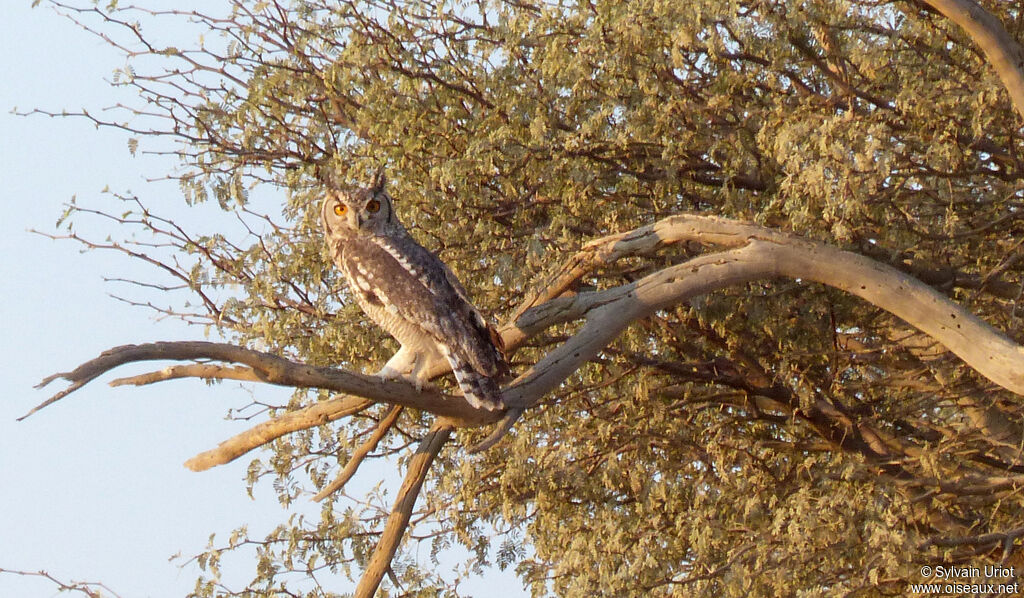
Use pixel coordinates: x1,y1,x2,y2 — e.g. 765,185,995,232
365,199,381,213
333,204,347,216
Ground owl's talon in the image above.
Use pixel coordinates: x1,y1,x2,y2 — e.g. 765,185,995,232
375,365,404,381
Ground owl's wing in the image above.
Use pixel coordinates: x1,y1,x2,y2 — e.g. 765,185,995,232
346,235,505,377
439,261,508,373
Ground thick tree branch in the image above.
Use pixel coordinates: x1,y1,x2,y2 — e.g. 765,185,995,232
503,217,702,349
920,0,1024,121
354,422,452,598
510,215,1024,398
28,214,1024,455
27,341,491,425
478,215,1024,448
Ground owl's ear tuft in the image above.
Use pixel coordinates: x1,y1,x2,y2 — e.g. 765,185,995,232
370,167,387,194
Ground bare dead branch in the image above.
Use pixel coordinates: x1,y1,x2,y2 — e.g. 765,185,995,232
466,408,521,453
29,215,1024,455
511,215,1024,399
27,341,492,426
313,404,404,501
354,422,452,598
478,215,1024,445
110,364,263,386
184,395,374,472
503,217,701,349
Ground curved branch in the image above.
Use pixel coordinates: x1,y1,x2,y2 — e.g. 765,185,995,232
477,215,1024,447
29,215,1024,453
920,0,1024,121
504,215,1024,401
354,422,452,598
503,219,689,348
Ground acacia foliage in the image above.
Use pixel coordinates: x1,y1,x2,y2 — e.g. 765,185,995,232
44,0,1024,596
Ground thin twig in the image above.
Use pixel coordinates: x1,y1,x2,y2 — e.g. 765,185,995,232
0,568,121,598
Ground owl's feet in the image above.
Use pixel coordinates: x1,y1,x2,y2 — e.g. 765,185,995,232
375,365,420,391
375,364,404,380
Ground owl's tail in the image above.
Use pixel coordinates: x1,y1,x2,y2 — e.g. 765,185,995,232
443,348,505,411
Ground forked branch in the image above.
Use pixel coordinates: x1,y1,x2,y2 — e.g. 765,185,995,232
27,341,492,425
29,214,1024,431
26,214,1024,598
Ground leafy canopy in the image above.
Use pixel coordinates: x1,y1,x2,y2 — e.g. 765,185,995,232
40,0,1024,596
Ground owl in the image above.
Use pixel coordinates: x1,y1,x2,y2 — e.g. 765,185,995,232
321,171,507,411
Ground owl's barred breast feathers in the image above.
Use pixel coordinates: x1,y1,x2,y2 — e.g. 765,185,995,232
320,173,507,410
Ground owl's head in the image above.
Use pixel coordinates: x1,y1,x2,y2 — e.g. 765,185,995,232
321,170,397,239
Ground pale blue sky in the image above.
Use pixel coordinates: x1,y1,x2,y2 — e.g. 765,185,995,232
1,3,523,596
0,3,310,596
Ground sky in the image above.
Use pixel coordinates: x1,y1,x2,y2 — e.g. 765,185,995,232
0,3,523,596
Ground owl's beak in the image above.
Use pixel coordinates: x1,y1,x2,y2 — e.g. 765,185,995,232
355,214,365,229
